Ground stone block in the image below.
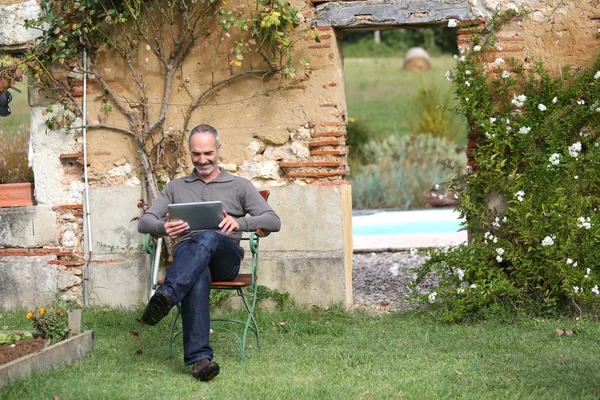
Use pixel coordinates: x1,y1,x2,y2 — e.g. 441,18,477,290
85,186,145,255
0,256,58,309
257,251,351,308
0,205,58,247
87,253,149,307
0,1,41,51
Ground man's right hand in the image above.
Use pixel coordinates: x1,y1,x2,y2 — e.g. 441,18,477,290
164,213,189,238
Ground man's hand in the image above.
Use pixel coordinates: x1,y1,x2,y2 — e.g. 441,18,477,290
164,213,189,238
219,210,239,234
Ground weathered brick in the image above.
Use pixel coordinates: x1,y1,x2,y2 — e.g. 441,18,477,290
59,152,84,159
286,170,349,178
308,44,331,49
316,25,333,31
311,149,349,156
312,180,349,186
279,160,346,168
315,121,346,126
590,14,600,20
309,140,345,147
311,130,347,137
49,260,86,266
53,204,83,210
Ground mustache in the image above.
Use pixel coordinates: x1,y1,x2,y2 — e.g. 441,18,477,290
195,160,214,167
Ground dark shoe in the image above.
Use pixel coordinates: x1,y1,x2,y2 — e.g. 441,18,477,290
141,291,171,326
192,358,220,381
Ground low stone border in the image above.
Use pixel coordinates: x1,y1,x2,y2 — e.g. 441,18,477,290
0,330,94,388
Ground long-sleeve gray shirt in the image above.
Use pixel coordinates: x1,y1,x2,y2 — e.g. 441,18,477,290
138,168,281,246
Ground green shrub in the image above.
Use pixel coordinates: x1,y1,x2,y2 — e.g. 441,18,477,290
405,86,464,142
351,133,466,209
412,9,600,321
0,127,34,184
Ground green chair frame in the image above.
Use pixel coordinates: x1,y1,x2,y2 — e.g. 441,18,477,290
143,191,269,361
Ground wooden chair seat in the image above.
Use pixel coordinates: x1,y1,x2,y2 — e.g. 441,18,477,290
212,273,256,287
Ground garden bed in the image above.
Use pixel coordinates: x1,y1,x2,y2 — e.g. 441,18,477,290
0,330,93,388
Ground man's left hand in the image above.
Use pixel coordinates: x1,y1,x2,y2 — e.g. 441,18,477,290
219,210,239,234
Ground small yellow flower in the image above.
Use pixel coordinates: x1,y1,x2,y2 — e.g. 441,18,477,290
39,308,46,316
348,117,355,123
26,312,34,319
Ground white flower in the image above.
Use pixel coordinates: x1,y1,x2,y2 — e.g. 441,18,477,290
502,216,507,222
515,190,525,202
507,3,518,11
592,285,600,295
519,126,531,134
497,46,503,51
454,55,458,59
454,268,465,281
574,175,578,180
512,94,526,107
595,71,600,80
574,286,580,293
460,56,466,62
490,117,496,123
496,248,505,256
538,104,547,111
470,284,477,289
568,142,582,158
585,268,591,278
577,216,592,229
473,45,482,52
389,264,399,276
541,236,555,247
577,99,585,105
549,153,561,166
501,70,511,79
567,258,573,265
493,217,501,227
445,71,452,81
574,261,578,267
465,70,472,75
494,58,505,65
457,288,465,294
465,97,469,101
496,256,503,263
448,19,458,28
428,291,437,303
465,81,471,87
410,247,418,256
552,97,558,104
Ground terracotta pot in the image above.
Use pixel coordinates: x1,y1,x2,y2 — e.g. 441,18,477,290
0,182,36,207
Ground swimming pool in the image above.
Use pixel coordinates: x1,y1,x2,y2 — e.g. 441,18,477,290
352,209,465,236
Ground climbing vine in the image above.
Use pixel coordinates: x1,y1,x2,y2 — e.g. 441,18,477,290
412,8,600,321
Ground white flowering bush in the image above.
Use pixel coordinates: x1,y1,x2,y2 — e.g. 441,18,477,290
412,9,600,321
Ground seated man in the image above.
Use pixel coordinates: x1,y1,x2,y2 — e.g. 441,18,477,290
138,124,281,381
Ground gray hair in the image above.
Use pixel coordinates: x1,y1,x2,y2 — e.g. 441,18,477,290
189,124,220,148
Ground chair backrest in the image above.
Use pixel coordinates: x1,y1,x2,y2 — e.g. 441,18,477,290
259,190,270,202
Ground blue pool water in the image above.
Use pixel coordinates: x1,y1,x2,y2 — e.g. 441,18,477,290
352,209,465,236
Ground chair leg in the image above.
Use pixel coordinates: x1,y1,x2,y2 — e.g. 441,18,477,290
167,305,182,360
238,285,260,360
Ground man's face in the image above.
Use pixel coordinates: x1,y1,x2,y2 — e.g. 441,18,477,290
190,131,220,178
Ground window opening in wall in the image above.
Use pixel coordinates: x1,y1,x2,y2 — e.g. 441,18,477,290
343,27,469,249
0,78,33,185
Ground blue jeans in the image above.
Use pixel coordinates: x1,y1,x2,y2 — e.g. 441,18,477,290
158,231,241,365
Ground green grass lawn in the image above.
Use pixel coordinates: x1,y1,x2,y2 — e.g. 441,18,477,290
0,82,30,133
343,55,463,141
2,306,599,399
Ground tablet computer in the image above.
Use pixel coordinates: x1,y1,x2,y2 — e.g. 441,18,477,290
167,201,223,230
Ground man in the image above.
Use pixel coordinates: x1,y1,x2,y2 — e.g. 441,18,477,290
138,124,281,381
